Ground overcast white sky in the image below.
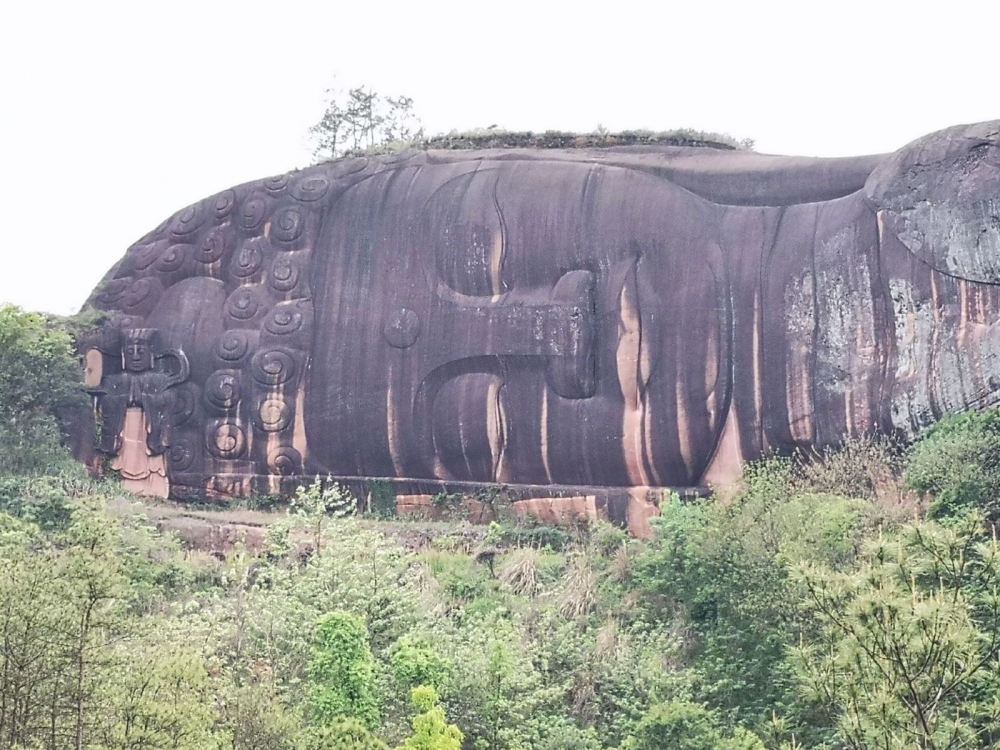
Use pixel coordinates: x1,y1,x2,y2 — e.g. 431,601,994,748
1,0,997,314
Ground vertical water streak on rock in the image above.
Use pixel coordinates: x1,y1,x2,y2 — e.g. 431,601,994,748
487,377,509,482
385,373,405,478
617,278,651,487
672,372,692,482
928,272,942,421
489,179,508,300
540,387,553,483
784,271,815,444
293,384,308,465
751,292,765,450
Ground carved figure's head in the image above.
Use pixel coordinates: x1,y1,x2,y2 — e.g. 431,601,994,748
122,328,159,372
865,120,1000,283
864,121,1000,434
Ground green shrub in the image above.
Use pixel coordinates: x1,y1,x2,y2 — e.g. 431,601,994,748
797,436,903,502
0,305,83,474
368,479,397,518
391,636,450,690
398,686,463,750
793,512,1000,749
906,409,1000,519
420,549,491,601
297,719,388,750
0,473,76,529
635,457,890,733
308,612,380,729
629,700,723,750
491,519,574,551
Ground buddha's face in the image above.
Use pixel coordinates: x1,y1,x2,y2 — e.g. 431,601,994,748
124,338,153,372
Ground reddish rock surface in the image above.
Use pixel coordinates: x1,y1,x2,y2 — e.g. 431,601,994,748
79,121,1000,533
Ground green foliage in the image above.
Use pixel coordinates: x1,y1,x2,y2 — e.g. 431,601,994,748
0,304,83,473
221,684,303,750
368,479,398,518
397,686,463,750
310,83,423,161
309,612,381,730
797,436,904,503
489,518,574,551
298,719,389,750
101,651,220,750
634,457,889,733
290,477,356,556
390,636,450,691
420,548,492,602
4,425,1000,750
0,484,219,750
907,409,1000,519
628,699,763,750
420,127,754,152
308,83,753,165
794,512,1000,749
0,473,77,529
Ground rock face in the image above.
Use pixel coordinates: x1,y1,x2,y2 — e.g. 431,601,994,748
81,121,1000,530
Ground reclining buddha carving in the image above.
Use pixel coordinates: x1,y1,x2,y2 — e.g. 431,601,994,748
77,121,1000,529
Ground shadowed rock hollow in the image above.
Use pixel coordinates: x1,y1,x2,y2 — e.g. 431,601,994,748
79,121,1000,533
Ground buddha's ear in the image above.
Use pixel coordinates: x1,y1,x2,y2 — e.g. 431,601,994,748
865,120,1000,283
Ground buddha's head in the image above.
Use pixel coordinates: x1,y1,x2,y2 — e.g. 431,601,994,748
866,120,1000,283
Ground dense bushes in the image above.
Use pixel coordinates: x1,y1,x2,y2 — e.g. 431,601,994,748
794,514,1000,748
0,304,84,474
0,445,996,749
3,303,1000,748
907,409,1000,520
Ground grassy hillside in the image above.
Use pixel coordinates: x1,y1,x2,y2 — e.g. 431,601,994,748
1,305,999,749
2,427,999,749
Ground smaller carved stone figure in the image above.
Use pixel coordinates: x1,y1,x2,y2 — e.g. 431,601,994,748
89,328,189,497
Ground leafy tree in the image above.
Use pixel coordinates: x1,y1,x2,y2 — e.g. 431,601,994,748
627,700,764,750
310,83,422,161
62,509,129,750
0,473,76,530
0,304,83,474
794,512,1000,749
221,684,303,750
308,611,380,730
0,540,68,748
99,651,221,750
634,462,887,735
907,409,1000,520
390,636,449,691
290,478,354,557
0,496,132,750
634,492,797,727
398,686,463,750
297,719,388,750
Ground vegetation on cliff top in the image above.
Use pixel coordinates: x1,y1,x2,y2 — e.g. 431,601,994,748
308,84,753,162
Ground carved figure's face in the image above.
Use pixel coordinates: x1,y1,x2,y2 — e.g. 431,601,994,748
124,339,152,372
